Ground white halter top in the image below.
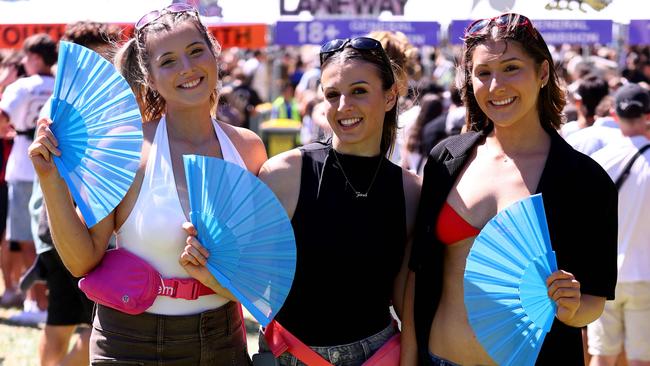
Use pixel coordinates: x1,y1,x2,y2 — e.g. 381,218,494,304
116,117,246,315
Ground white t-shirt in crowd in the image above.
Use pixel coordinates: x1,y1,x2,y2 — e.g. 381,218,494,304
0,75,55,182
565,117,622,156
591,135,650,282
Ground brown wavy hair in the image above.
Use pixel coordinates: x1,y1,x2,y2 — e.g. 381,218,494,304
113,8,221,122
457,13,566,132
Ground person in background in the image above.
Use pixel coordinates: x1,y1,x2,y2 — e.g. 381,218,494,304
271,81,301,122
254,36,421,365
243,49,270,102
402,13,618,365
24,21,120,366
588,83,650,366
367,31,419,165
401,93,444,174
561,74,610,137
29,5,266,365
0,49,23,309
0,33,57,324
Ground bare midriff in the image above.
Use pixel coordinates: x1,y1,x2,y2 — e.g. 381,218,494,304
428,237,498,366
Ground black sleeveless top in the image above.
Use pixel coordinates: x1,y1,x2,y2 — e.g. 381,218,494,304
275,141,407,346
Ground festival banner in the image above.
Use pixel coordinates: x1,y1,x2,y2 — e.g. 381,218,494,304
275,19,439,46
0,23,266,49
629,20,650,45
448,19,613,45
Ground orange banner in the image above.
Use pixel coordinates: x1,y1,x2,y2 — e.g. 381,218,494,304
0,24,67,48
0,23,267,49
208,24,267,49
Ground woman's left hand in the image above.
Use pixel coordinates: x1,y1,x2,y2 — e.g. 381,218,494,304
546,270,581,324
179,222,214,287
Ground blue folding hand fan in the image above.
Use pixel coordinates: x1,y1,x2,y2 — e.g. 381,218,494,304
49,41,143,228
183,154,296,326
464,193,558,366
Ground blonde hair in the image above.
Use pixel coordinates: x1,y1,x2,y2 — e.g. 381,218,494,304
368,30,417,97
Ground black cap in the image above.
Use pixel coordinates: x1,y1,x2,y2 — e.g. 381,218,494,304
615,83,650,119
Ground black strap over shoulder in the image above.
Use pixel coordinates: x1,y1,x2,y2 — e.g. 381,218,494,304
615,143,650,190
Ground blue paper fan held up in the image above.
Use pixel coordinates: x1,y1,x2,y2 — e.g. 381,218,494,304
464,193,558,366
183,155,296,327
48,41,143,228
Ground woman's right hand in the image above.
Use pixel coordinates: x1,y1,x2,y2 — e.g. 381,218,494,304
28,117,61,179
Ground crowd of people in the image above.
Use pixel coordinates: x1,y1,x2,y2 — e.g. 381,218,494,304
0,5,648,366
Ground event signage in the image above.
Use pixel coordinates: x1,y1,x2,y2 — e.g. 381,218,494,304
275,20,438,46
629,20,650,45
0,23,267,49
280,0,408,16
448,19,613,45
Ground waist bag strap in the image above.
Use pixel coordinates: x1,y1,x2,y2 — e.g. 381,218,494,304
263,320,401,366
159,278,214,300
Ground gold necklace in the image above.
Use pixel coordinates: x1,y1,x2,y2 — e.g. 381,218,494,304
331,148,383,199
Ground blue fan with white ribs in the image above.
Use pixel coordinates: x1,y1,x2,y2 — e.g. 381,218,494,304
464,194,558,366
183,154,296,326
49,41,143,227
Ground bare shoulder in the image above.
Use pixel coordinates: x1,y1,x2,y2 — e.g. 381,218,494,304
402,169,422,203
258,148,303,218
217,121,267,174
401,169,422,230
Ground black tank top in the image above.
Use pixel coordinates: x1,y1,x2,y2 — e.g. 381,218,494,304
275,141,406,346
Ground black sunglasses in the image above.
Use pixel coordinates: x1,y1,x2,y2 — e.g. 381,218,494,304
319,37,395,85
465,13,537,39
135,3,198,31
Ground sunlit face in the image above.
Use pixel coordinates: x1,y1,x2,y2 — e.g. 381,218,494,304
146,21,217,110
471,40,548,129
22,52,45,76
320,59,395,154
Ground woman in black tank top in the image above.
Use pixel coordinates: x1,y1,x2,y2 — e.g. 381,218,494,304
258,37,421,366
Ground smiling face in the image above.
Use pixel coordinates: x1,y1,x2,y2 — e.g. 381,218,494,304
320,59,396,155
470,39,548,129
145,21,218,111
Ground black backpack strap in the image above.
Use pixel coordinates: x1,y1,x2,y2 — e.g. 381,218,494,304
615,143,650,190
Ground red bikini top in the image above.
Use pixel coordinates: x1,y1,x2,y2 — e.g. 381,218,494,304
436,202,481,245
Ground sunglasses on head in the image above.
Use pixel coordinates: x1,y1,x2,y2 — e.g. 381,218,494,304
135,3,198,31
319,37,394,84
465,13,536,39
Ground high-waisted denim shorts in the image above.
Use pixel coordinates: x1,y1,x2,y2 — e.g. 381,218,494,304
258,322,397,366
90,302,250,366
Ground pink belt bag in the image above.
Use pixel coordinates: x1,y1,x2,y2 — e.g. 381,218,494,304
263,320,401,366
78,248,214,315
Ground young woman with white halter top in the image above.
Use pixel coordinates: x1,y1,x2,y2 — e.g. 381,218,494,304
28,5,266,365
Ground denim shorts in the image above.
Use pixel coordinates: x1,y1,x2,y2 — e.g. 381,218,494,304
6,181,33,242
429,352,461,366
90,302,250,366
258,323,397,366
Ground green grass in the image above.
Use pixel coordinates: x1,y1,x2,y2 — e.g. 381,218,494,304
0,306,42,366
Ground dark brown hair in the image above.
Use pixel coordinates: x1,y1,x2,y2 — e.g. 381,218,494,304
22,33,57,67
457,14,566,131
320,45,398,157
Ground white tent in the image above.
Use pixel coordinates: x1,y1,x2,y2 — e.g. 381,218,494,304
0,0,645,26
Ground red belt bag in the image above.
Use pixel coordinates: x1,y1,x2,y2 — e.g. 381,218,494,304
78,248,214,315
263,320,401,366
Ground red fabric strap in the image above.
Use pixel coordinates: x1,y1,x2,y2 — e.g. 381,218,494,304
264,320,333,366
159,278,214,300
263,320,401,366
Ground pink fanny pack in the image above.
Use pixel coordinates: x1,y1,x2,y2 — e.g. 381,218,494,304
78,248,214,315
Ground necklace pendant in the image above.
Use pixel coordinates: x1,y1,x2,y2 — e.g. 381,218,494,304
355,192,368,198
